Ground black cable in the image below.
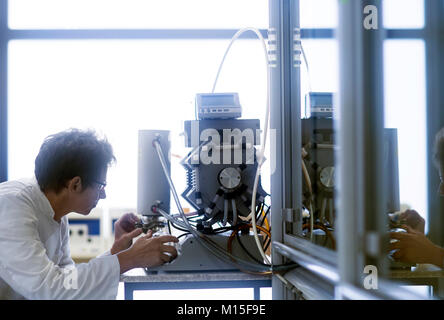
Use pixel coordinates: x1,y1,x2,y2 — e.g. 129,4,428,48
255,204,265,228
213,226,235,234
258,206,271,228
177,232,191,240
255,202,264,222
263,237,271,252
235,232,265,264
233,229,298,269
167,220,172,234
170,221,192,233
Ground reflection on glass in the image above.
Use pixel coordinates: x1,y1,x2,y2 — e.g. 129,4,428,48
383,40,427,228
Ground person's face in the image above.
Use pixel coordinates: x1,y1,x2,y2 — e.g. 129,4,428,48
72,168,107,215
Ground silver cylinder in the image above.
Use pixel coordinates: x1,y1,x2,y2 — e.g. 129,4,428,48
137,130,171,216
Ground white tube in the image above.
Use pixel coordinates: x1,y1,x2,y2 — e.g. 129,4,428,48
223,199,229,226
232,199,238,226
212,27,271,264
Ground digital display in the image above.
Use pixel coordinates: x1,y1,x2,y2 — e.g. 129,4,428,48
201,94,235,106
310,93,333,106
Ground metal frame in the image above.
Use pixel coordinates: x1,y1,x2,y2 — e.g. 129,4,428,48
0,0,7,182
0,0,428,183
269,0,302,300
425,0,444,249
270,0,432,300
0,0,437,300
337,0,387,286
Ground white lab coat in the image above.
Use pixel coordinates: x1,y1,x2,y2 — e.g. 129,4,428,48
0,178,120,300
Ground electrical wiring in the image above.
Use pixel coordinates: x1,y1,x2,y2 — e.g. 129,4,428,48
169,220,192,233
302,223,336,250
153,138,276,273
154,206,189,230
227,224,271,255
261,209,270,231
153,138,298,274
177,232,191,240
301,152,315,242
263,237,271,252
167,220,172,234
228,224,298,270
211,27,271,265
235,233,267,265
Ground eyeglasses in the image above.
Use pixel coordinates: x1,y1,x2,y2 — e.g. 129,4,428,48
92,180,107,191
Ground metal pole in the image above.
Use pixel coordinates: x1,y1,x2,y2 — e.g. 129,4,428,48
425,0,444,249
269,0,302,300
0,0,8,182
336,0,386,288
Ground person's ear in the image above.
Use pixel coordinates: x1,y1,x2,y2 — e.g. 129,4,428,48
67,176,83,193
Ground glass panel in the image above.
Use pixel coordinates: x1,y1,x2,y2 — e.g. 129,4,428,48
8,39,268,209
298,23,339,248
8,0,268,30
383,0,425,29
300,0,338,28
300,39,339,118
383,40,427,228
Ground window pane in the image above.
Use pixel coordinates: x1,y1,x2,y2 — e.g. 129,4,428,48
300,39,339,117
8,39,268,209
300,0,338,29
383,40,427,228
8,0,268,29
383,0,424,29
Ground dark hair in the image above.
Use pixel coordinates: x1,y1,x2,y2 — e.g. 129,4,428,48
35,129,116,193
433,127,444,170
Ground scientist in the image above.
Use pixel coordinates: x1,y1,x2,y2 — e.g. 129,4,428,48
0,129,178,299
390,128,444,268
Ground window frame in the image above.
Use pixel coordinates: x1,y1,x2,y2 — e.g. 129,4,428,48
0,0,437,300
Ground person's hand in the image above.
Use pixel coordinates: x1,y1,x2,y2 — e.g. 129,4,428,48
116,230,179,274
399,210,425,234
111,213,141,254
111,228,143,255
389,225,444,267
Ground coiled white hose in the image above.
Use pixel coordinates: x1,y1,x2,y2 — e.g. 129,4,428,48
212,27,271,264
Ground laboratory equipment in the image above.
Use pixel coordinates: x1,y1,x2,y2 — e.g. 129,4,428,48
196,93,242,120
137,130,171,216
301,93,401,249
135,91,284,273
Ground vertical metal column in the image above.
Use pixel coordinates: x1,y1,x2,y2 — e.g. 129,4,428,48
0,0,7,182
425,0,444,249
336,0,386,288
270,0,301,299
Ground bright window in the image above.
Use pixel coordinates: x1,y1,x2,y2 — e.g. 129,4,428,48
8,0,268,29
8,39,268,209
300,0,338,29
383,0,425,29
